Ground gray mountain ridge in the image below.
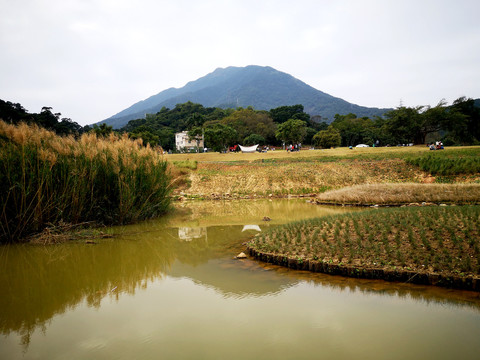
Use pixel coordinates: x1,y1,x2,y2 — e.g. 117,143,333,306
98,65,391,129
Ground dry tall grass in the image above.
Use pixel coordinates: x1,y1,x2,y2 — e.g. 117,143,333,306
169,146,480,199
185,159,422,197
0,120,171,243
315,183,480,205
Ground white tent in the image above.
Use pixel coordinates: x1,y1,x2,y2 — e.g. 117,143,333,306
241,225,262,232
238,144,258,153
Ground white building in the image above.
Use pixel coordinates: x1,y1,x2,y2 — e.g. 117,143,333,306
175,131,204,152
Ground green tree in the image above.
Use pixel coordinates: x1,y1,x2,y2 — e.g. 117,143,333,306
221,108,276,144
92,123,113,137
332,114,369,146
384,101,470,145
0,99,29,124
270,104,310,123
447,97,479,144
130,131,159,147
120,102,232,151
313,126,341,148
55,118,83,136
204,124,237,152
188,126,204,152
156,127,175,150
35,107,60,130
384,106,422,144
275,119,307,145
243,133,265,146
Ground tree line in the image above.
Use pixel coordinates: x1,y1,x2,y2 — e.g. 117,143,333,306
0,99,113,138
120,98,479,151
120,102,327,151
322,97,480,148
1,97,479,151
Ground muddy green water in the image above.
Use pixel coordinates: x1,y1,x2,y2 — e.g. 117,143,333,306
1,199,480,359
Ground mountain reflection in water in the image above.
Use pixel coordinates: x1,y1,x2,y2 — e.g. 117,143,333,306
0,199,479,359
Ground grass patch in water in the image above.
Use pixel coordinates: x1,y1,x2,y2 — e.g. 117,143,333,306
248,205,480,277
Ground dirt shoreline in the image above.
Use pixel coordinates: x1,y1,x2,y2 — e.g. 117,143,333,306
246,247,480,292
176,193,478,207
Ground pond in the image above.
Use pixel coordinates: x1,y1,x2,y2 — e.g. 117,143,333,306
1,199,480,359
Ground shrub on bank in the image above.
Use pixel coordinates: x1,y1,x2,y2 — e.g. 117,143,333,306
0,120,172,243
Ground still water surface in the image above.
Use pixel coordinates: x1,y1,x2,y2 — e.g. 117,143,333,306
1,199,480,359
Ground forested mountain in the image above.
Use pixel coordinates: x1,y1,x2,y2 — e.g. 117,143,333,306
98,65,390,129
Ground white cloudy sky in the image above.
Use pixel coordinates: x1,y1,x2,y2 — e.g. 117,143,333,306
1,0,479,125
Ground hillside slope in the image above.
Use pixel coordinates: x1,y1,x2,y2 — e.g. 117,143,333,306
99,65,391,128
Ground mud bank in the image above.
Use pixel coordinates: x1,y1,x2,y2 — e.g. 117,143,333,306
247,248,480,292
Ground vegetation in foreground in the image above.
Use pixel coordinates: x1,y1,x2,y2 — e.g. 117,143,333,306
0,120,172,243
248,205,480,279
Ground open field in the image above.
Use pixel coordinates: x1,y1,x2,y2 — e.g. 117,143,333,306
168,146,480,202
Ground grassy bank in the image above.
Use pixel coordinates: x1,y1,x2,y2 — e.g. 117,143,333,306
0,120,172,243
167,146,480,199
247,205,480,289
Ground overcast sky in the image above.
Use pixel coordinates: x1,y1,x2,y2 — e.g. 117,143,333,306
1,0,479,125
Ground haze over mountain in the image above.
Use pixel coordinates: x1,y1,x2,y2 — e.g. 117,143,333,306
99,65,391,129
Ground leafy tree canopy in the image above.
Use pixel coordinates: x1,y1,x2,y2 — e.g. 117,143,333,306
275,119,307,144
244,133,265,146
270,104,310,124
0,99,85,136
92,123,113,137
120,102,232,151
313,126,341,149
203,123,237,152
383,99,472,145
220,108,276,144
331,115,377,147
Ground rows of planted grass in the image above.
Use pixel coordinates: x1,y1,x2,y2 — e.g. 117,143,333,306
406,148,480,176
0,120,172,243
249,205,480,277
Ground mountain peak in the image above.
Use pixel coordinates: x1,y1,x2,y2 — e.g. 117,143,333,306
98,65,390,129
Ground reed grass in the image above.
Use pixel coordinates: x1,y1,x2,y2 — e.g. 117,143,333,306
0,120,172,243
248,205,480,277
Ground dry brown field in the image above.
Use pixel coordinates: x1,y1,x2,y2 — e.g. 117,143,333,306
167,146,480,203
